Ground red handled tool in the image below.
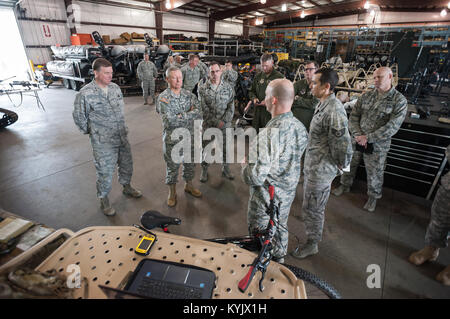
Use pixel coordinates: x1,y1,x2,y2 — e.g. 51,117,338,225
238,185,280,293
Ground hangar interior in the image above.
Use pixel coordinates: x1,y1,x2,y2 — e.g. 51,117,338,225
0,0,449,299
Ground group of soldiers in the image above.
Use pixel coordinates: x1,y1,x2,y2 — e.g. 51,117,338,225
72,53,449,285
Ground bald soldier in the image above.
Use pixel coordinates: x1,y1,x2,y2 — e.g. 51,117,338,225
242,79,309,263
332,67,408,212
245,53,284,132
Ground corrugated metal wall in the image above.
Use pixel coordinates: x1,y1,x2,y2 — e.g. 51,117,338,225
17,0,70,64
14,0,259,65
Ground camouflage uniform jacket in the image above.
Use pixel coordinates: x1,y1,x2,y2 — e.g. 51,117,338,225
156,88,202,144
198,79,234,128
137,60,158,81
242,112,309,200
292,78,319,131
349,87,407,144
73,80,128,145
163,60,182,72
248,69,284,102
441,144,450,191
304,93,353,184
198,61,209,77
181,64,206,91
222,69,238,88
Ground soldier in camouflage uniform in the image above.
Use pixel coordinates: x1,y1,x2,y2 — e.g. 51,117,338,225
198,61,235,182
181,54,206,93
73,58,142,216
198,60,209,78
245,54,284,132
242,79,309,262
292,68,353,259
137,53,158,105
156,66,203,207
292,61,319,131
332,67,408,212
222,60,238,92
163,55,182,74
409,144,450,286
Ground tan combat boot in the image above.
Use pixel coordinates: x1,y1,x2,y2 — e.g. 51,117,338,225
436,265,450,286
100,196,116,216
123,184,142,198
332,185,350,197
222,165,234,180
167,184,177,207
408,246,439,266
184,181,202,198
200,166,208,183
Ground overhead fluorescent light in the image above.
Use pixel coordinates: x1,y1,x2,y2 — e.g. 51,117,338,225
282,3,287,11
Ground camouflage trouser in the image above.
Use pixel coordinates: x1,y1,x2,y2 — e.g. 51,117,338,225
141,79,155,101
163,140,195,185
201,125,230,169
91,140,133,198
301,179,331,244
247,186,296,259
425,184,450,248
340,142,389,199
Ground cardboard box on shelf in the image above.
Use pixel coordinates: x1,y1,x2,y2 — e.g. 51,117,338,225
112,38,128,44
120,32,132,41
131,32,144,39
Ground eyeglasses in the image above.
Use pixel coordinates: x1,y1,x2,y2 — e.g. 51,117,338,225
210,70,221,73
305,68,316,71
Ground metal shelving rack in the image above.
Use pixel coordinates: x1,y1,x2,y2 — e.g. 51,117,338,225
206,40,263,57
167,40,208,54
264,25,450,61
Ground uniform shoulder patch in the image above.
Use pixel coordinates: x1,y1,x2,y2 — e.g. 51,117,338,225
160,97,169,103
331,128,346,137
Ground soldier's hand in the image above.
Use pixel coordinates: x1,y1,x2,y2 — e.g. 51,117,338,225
253,98,260,105
244,100,252,113
355,135,368,147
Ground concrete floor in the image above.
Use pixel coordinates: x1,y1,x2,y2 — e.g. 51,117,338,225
0,85,449,299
